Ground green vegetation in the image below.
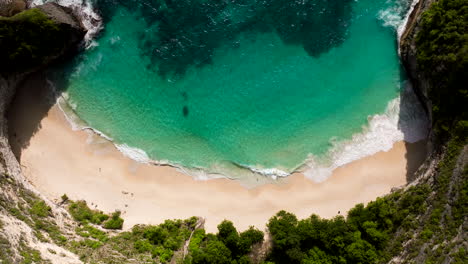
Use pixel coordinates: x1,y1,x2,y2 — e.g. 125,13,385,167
416,0,468,137
265,184,430,263
19,240,43,264
68,200,124,229
0,8,74,73
30,201,51,218
186,221,264,264
103,211,124,229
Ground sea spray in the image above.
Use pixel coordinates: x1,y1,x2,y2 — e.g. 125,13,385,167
377,0,421,40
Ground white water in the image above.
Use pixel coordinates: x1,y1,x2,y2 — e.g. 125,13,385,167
302,83,429,182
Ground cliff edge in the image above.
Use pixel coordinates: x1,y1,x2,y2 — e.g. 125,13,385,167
0,3,87,263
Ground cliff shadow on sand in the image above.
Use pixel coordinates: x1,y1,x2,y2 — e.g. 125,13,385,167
1,2,87,162
6,58,80,162
397,69,430,183
7,71,54,162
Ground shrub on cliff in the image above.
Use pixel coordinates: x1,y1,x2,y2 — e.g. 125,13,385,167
103,211,124,229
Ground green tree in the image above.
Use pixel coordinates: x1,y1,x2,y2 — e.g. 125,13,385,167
192,239,232,264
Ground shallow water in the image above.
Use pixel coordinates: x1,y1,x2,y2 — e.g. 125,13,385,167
43,0,425,180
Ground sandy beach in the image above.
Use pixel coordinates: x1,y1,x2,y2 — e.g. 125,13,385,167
7,74,427,232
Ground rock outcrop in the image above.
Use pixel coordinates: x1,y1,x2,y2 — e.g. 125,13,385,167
0,0,26,17
36,2,87,52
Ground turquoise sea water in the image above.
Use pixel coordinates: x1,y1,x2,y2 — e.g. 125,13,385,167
55,0,414,178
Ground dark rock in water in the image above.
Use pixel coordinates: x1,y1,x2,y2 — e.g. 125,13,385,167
183,106,189,117
0,0,26,17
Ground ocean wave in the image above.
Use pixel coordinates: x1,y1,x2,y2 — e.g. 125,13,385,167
30,0,102,47
397,0,420,39
302,82,429,182
378,0,420,39
228,163,290,180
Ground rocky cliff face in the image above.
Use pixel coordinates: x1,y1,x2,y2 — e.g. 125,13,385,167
400,0,436,142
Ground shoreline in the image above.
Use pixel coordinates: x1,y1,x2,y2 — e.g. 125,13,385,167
7,74,428,232
57,86,429,186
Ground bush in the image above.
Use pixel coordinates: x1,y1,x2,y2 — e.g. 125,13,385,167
30,201,50,218
103,211,124,230
61,194,69,203
134,239,153,253
192,239,232,264
68,200,113,226
68,201,95,223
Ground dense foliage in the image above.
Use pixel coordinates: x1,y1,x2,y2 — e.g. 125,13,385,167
416,0,468,136
266,185,430,264
0,8,69,73
186,221,264,264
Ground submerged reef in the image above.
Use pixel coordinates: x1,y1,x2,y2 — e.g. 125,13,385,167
96,0,354,77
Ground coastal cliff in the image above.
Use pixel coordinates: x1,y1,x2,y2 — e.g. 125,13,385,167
401,0,467,143
0,3,87,263
391,0,467,262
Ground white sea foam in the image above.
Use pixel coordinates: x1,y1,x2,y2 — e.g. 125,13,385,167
302,83,429,182
30,0,102,47
397,0,420,39
115,144,152,164
378,0,420,39
233,164,290,180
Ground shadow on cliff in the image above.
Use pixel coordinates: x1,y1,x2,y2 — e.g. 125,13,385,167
397,67,430,183
7,60,77,162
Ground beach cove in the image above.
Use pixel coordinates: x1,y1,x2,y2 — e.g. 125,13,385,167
8,75,428,232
